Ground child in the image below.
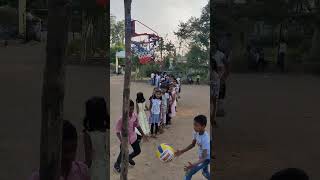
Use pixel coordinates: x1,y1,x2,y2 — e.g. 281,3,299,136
169,84,177,119
175,115,210,180
83,97,108,180
149,89,162,138
161,88,169,126
114,100,147,173
166,86,172,126
135,92,150,136
29,120,90,180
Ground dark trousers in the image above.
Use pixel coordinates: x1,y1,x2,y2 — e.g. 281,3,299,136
151,123,159,135
278,53,285,72
115,138,141,167
219,79,226,99
256,58,265,72
196,78,200,84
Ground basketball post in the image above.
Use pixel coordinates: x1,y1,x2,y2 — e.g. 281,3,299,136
18,0,26,40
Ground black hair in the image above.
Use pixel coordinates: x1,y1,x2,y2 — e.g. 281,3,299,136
136,92,145,103
194,115,207,126
83,97,108,132
63,120,78,142
130,99,134,107
153,90,162,100
270,168,309,180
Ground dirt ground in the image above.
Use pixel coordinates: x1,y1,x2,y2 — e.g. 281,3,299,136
0,44,107,180
214,73,320,180
110,76,210,180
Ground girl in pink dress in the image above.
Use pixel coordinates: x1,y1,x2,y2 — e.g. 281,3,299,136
29,120,90,180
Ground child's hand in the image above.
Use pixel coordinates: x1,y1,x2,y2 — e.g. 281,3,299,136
184,162,195,172
174,150,183,157
143,135,149,142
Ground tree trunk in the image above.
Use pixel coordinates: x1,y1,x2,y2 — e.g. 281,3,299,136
120,0,132,180
39,0,71,179
210,1,216,179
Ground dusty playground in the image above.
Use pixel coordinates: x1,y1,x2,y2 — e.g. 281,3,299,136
110,75,210,180
214,73,320,180
0,44,107,180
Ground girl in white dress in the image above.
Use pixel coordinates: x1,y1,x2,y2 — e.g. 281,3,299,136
83,97,108,180
135,92,150,136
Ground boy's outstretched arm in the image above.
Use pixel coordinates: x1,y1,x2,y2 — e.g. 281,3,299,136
175,139,196,157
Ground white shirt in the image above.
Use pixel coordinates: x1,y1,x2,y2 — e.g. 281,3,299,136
177,77,181,84
151,73,155,78
192,131,210,160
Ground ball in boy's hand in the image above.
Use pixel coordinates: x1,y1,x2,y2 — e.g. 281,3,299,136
156,143,175,163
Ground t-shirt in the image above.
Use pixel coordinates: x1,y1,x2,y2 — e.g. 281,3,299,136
151,73,155,78
161,94,168,107
192,131,210,160
151,98,162,114
279,43,287,53
196,75,200,79
115,112,139,144
29,161,90,180
176,77,181,84
214,50,227,76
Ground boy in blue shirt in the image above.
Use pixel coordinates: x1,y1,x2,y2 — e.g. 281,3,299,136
175,115,210,180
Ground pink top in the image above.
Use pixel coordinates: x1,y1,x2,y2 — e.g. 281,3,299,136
29,161,90,180
115,112,140,144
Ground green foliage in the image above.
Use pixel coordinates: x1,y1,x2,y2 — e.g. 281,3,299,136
175,2,209,72
139,63,161,77
110,16,125,46
175,2,209,50
185,43,207,68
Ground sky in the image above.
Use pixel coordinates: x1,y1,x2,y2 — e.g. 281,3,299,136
110,0,208,54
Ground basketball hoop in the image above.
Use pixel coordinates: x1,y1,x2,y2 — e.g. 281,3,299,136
130,20,161,64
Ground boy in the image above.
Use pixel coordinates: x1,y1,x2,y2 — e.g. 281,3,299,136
114,100,148,173
175,115,210,180
196,74,200,85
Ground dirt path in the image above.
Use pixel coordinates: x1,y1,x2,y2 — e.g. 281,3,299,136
0,44,107,180
214,73,320,180
110,76,210,180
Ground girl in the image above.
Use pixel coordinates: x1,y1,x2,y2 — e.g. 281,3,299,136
149,89,162,138
29,120,90,180
169,84,177,119
166,86,172,126
135,92,150,136
161,88,169,128
83,97,108,180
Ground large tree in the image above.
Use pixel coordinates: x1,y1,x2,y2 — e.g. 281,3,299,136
175,2,209,69
39,0,71,179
